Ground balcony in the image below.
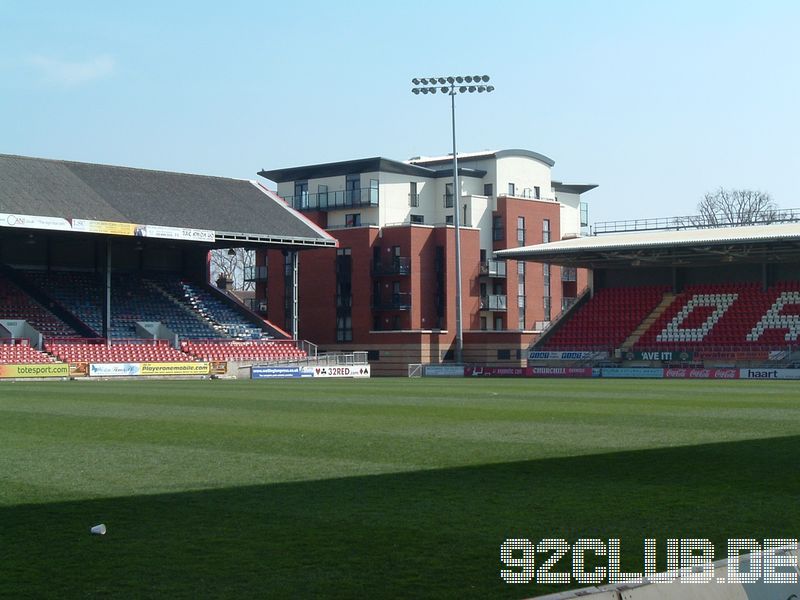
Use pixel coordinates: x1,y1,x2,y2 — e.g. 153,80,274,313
372,257,411,276
373,293,412,311
480,294,507,311
243,265,268,283
479,260,506,278
283,187,379,212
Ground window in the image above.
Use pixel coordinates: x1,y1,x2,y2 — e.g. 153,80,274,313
345,174,360,205
495,317,504,331
318,184,329,208
517,261,526,330
543,262,551,296
367,350,380,361
336,248,353,342
369,179,379,205
562,267,577,282
480,316,487,330
409,182,419,207
444,182,454,208
517,216,525,245
508,183,516,196
294,181,308,209
534,186,541,199
543,262,551,321
497,349,511,360
345,213,361,227
336,316,353,342
543,218,551,243
284,251,292,276
445,215,454,225
484,183,493,197
410,214,424,224
580,202,589,227
492,215,504,241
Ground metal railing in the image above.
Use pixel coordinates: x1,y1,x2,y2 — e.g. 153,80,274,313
372,257,411,276
373,293,412,310
593,208,800,235
282,187,379,212
479,260,506,277
480,294,507,311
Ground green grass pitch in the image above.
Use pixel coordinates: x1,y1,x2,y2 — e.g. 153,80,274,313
1,378,799,598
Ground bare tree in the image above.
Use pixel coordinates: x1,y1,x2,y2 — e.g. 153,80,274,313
209,247,255,291
690,188,783,227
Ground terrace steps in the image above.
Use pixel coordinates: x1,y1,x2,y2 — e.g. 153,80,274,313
620,292,677,351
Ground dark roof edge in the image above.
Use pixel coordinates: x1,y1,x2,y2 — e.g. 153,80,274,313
432,167,487,179
258,157,436,183
552,181,598,195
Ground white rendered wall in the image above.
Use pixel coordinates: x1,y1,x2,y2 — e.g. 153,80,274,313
555,191,581,238
494,156,553,199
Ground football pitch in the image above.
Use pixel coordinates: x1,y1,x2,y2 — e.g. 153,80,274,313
1,378,799,598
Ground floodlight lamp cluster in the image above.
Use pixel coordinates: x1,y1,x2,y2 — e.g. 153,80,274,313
411,75,494,95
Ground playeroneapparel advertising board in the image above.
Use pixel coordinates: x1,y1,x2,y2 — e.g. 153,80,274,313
89,362,210,377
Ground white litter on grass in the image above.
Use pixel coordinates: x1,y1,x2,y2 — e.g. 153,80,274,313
90,524,106,535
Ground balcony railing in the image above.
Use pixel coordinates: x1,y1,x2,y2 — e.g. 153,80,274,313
283,187,379,212
480,294,507,311
373,292,412,311
372,257,411,276
561,296,577,311
479,260,506,278
243,265,268,282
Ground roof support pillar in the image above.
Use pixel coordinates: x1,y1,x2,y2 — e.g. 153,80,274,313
291,250,299,340
103,240,112,342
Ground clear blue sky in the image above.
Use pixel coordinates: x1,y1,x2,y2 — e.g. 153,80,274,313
2,1,798,224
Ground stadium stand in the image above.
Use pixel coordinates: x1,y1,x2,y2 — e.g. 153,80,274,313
533,279,800,360
147,275,266,339
45,339,191,364
540,286,669,351
635,281,800,351
0,340,56,364
180,339,306,362
0,272,79,338
17,270,266,339
0,154,337,374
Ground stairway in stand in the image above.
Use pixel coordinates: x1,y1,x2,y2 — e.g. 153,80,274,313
620,292,677,352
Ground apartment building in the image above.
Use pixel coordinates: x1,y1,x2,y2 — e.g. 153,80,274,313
254,149,595,375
